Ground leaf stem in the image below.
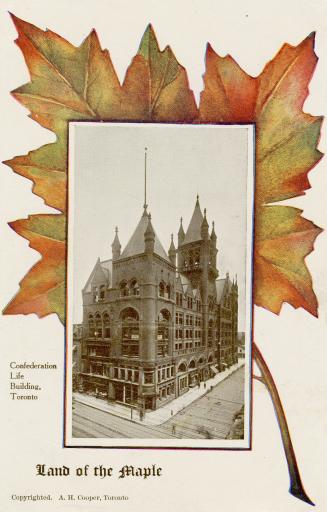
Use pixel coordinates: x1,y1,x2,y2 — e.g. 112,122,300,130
253,342,314,506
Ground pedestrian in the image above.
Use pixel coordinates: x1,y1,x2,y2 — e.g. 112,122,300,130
172,424,176,436
204,382,207,389
171,409,173,416
197,381,200,389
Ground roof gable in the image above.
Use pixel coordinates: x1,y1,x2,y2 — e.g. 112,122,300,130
83,258,112,292
216,276,232,304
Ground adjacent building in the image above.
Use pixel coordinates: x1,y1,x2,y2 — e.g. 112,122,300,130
76,196,238,412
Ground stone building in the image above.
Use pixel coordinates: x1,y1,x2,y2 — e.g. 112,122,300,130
77,196,238,412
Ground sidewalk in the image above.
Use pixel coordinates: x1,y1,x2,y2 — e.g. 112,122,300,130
74,360,245,426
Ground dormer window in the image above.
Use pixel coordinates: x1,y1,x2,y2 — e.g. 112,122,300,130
99,285,105,300
93,286,99,303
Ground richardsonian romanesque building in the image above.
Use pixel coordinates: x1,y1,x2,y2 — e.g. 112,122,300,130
77,196,239,412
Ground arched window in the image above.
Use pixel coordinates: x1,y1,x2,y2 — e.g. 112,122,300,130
103,312,110,338
208,354,213,363
120,307,139,322
95,312,102,338
130,279,140,296
166,284,171,299
119,280,129,297
88,314,95,337
178,362,187,373
120,308,139,357
158,309,170,322
159,281,165,298
188,359,196,369
99,284,106,300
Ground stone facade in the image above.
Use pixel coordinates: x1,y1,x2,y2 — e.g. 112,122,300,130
77,197,238,412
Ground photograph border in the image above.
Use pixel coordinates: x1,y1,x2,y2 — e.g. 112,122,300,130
64,120,256,450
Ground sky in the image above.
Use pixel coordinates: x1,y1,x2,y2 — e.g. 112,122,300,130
69,123,254,329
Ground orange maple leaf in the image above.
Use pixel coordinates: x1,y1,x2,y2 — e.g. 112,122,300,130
5,215,66,322
200,33,323,316
3,15,323,321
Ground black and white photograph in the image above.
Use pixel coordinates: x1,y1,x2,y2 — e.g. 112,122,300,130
65,122,254,448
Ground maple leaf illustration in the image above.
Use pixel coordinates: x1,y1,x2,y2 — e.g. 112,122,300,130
199,34,323,316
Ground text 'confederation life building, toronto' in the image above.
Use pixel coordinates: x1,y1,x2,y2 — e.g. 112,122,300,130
77,196,239,412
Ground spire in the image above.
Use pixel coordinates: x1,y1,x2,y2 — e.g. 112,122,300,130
169,233,176,252
143,147,148,212
211,221,217,242
183,195,204,245
169,234,176,266
201,208,209,240
178,217,185,245
111,226,121,260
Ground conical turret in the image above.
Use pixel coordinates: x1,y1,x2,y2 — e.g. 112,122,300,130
144,213,155,254
111,227,121,260
178,217,185,246
168,234,176,266
211,221,217,244
201,208,209,241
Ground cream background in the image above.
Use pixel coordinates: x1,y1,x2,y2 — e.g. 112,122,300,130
0,0,326,511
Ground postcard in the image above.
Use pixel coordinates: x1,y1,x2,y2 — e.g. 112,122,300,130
0,1,326,511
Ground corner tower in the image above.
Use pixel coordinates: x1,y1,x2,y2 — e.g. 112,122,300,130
177,196,219,351
177,195,218,290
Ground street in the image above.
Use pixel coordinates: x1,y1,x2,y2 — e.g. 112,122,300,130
72,366,244,440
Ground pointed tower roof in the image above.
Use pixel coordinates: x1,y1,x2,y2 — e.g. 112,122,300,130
211,221,217,242
120,208,170,261
178,217,185,238
169,234,176,252
145,212,155,239
182,195,204,245
111,226,121,249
